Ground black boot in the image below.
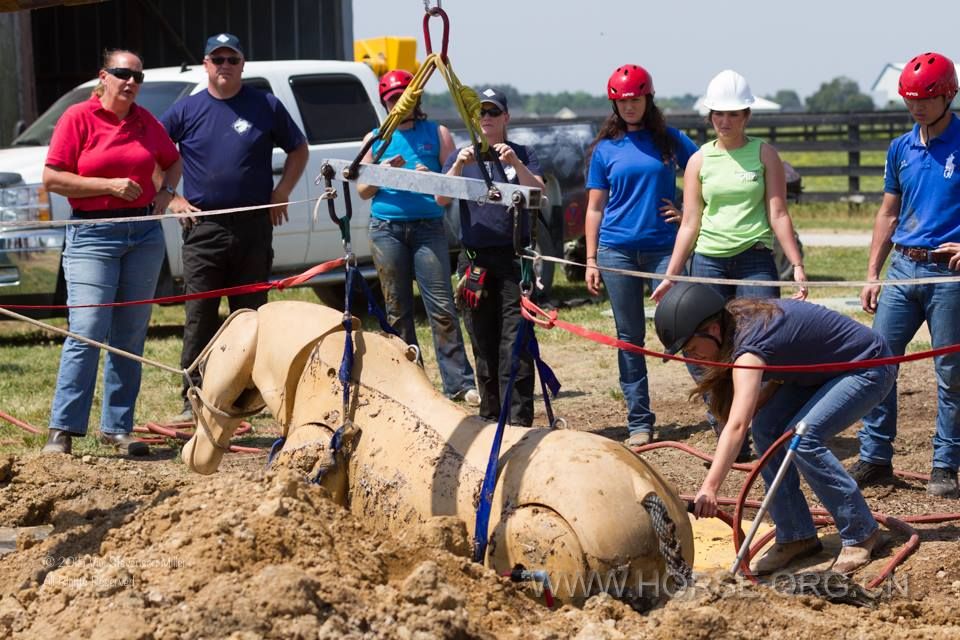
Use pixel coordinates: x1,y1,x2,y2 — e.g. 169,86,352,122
927,467,959,498
847,459,894,487
41,429,73,455
99,432,150,456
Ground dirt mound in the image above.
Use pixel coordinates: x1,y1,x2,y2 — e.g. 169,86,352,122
1,452,959,639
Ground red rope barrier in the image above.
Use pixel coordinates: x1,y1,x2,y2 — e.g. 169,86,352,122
520,296,960,373
0,257,346,311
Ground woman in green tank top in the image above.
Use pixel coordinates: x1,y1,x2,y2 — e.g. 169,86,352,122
652,70,807,304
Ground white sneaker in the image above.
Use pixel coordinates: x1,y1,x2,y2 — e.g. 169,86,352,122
463,388,481,407
453,388,481,407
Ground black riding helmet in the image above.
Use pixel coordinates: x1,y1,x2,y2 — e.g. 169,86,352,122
654,282,727,354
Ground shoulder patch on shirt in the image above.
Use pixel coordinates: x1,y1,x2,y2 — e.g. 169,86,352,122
232,118,252,134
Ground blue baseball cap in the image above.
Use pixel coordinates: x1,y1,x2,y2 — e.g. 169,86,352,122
204,33,244,57
478,87,508,113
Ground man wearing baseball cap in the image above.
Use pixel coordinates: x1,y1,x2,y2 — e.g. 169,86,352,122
160,33,308,422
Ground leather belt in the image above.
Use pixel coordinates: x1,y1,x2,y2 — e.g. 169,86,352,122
893,244,953,265
72,207,151,219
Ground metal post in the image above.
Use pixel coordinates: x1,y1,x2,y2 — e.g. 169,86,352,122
848,122,861,212
730,421,810,576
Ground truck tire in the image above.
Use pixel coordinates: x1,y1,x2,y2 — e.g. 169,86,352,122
772,232,804,281
533,215,558,302
153,256,183,303
531,176,564,302
563,235,587,284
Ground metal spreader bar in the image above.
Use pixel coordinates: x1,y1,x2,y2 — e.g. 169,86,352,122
319,159,543,210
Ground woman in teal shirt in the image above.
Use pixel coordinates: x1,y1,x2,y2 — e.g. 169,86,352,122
357,70,478,405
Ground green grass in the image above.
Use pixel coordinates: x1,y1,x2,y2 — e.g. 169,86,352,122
781,150,887,195
789,202,877,232
0,285,321,454
0,244,915,454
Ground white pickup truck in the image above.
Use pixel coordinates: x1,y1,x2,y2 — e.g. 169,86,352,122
0,60,389,316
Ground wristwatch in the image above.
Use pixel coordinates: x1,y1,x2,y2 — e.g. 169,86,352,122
161,185,176,196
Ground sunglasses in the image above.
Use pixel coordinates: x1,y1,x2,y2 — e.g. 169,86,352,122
479,107,504,118
208,55,243,66
105,68,144,84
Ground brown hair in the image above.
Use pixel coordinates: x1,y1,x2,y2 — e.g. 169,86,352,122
587,96,676,166
91,48,142,98
691,298,783,423
705,107,752,126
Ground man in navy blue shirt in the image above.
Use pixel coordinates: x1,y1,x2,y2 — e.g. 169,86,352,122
850,52,960,498
437,89,544,426
161,33,308,421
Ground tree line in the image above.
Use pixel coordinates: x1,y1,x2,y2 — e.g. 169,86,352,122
422,76,892,117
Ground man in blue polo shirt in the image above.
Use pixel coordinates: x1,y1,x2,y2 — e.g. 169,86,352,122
850,51,960,498
161,33,308,421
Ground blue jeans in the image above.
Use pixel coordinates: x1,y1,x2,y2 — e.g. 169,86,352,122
858,252,960,471
597,245,671,435
752,363,895,546
50,219,165,436
691,245,780,300
369,217,475,397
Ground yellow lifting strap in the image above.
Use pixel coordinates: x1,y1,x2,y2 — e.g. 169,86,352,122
376,6,488,156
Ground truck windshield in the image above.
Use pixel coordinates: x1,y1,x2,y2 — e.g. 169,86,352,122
11,81,195,147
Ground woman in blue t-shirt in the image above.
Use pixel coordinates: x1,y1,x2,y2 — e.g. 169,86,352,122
585,64,698,447
655,281,894,576
357,70,478,404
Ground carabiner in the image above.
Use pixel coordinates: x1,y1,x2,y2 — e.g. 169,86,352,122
422,6,450,62
321,163,353,245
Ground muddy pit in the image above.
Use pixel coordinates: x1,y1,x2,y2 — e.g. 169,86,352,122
1,358,959,639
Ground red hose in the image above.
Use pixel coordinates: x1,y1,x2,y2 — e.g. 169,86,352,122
138,421,262,454
634,440,756,473
642,438,960,586
0,410,41,434
0,409,263,454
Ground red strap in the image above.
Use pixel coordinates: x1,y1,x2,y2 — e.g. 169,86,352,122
519,297,960,373
0,257,346,311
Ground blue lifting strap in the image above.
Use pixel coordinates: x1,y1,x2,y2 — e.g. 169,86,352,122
525,327,562,427
472,317,532,563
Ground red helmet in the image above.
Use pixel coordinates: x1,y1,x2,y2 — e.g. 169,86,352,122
379,69,413,102
898,52,958,99
607,64,654,100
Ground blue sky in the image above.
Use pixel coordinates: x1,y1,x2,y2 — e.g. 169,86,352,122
353,0,959,99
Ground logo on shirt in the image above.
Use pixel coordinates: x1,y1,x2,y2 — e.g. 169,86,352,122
945,152,956,179
736,170,758,182
232,118,252,135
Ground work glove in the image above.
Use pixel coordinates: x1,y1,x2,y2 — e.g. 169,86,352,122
460,265,487,309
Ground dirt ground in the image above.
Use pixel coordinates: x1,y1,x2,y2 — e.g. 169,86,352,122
1,337,960,638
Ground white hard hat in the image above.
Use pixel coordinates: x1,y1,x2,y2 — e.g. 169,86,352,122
702,69,755,111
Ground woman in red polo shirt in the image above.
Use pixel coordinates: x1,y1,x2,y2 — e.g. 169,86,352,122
40,48,181,457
